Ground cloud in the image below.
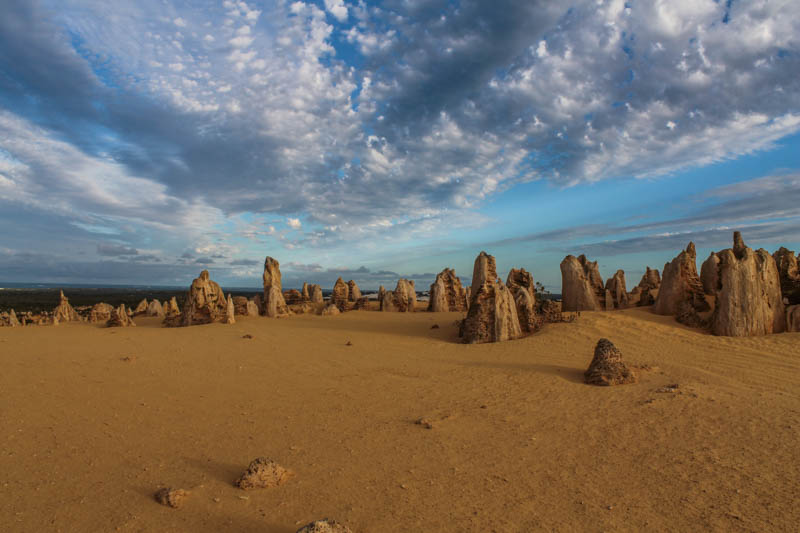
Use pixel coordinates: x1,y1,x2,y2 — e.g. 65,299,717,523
323,0,348,22
287,217,302,230
194,257,214,264
229,258,260,266
97,243,139,256
326,265,370,275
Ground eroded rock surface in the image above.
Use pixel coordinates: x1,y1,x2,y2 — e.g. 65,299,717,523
147,299,165,318
428,268,468,312
53,290,80,323
605,270,629,309
89,303,114,323
331,278,350,311
235,458,291,490
506,268,536,332
773,247,800,305
460,251,521,343
654,243,708,315
560,255,604,311
178,270,227,326
584,339,637,386
107,304,136,327
295,519,354,533
263,256,289,317
381,279,417,312
347,280,362,302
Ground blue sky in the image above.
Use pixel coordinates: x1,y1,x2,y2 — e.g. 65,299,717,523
1,0,799,290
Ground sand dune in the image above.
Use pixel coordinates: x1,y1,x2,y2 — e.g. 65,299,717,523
1,307,798,532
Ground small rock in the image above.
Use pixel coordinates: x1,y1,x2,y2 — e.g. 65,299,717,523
235,457,291,490
430,324,440,329
415,417,435,429
155,488,187,508
345,340,352,346
654,384,680,393
296,519,354,533
242,334,254,339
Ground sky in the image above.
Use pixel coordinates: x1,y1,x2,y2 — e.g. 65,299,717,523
0,0,799,291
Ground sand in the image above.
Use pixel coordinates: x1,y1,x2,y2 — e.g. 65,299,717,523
1,306,799,532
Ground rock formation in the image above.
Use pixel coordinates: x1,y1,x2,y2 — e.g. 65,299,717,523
53,290,80,322
460,251,522,343
675,300,706,329
560,255,604,311
301,282,310,301
773,247,800,305
0,309,21,327
178,270,228,326
347,280,362,302
308,284,323,304
710,232,785,336
154,488,187,509
331,277,350,311
604,270,629,309
233,296,249,316
428,268,468,312
700,252,720,295
381,279,417,312
584,339,637,386
296,519,353,533
224,294,236,324
283,289,304,305
377,285,386,304
787,305,800,332
89,303,114,323
653,243,709,315
235,458,291,490
246,299,259,316
631,267,661,306
321,303,341,316
263,257,289,317
107,304,136,327
163,297,181,317
133,299,148,315
506,268,536,332
146,300,165,318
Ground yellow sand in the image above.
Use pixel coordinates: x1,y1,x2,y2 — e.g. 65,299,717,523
1,307,799,532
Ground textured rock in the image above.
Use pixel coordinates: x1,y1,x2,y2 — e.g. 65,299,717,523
146,299,165,318
460,251,522,343
506,268,536,332
654,243,709,315
154,488,187,508
773,247,800,305
163,297,181,317
377,285,386,304
235,458,291,489
0,309,21,327
246,299,259,316
787,305,800,332
53,290,80,323
710,232,785,336
107,304,136,327
283,289,304,305
605,270,629,309
296,519,353,533
560,255,604,312
638,267,661,289
675,300,707,329
320,303,341,316
179,270,227,326
347,280,362,302
700,252,720,295
301,282,311,301
308,284,323,304
224,294,236,324
89,303,114,323
331,278,350,311
632,267,661,307
262,257,289,317
428,268,467,312
584,339,637,386
133,299,148,315
233,296,249,315
381,279,417,312
353,297,369,310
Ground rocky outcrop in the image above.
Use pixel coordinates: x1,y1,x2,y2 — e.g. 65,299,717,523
710,232,785,336
605,270,628,309
584,339,637,386
296,519,353,533
428,268,468,312
88,303,114,323
331,277,349,311
262,257,289,317
773,247,800,305
506,268,536,332
107,304,136,327
146,300,165,317
163,297,181,317
460,251,522,343
0,309,21,327
223,294,236,324
308,284,323,304
53,290,80,323
377,285,386,304
381,279,417,312
560,255,604,311
675,300,707,329
283,289,304,305
631,267,661,306
133,299,148,315
700,252,720,295
347,280,361,302
787,305,800,332
301,282,311,302
653,243,708,315
320,303,341,316
178,270,228,327
233,296,249,315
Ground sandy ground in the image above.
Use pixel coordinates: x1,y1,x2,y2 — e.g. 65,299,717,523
1,306,799,532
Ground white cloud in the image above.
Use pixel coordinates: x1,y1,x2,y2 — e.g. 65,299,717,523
323,0,348,22
287,217,302,229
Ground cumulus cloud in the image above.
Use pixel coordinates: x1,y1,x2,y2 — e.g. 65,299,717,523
323,0,348,22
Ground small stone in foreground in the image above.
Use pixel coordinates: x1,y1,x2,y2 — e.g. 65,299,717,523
155,487,187,508
235,457,291,490
296,519,354,533
584,338,637,386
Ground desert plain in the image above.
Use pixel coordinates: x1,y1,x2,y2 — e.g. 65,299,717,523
1,304,798,532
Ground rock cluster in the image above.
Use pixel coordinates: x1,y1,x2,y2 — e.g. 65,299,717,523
89,302,114,323
605,270,629,309
560,255,604,311
428,268,468,312
630,267,661,306
381,279,417,312
163,297,181,317
708,232,785,336
584,339,637,386
295,519,353,533
773,247,800,305
653,243,709,316
263,257,289,317
235,458,291,490
347,280,362,301
460,251,521,343
133,299,148,315
174,270,228,327
53,290,80,323
506,268,537,332
107,304,136,327
330,278,350,311
0,309,21,327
